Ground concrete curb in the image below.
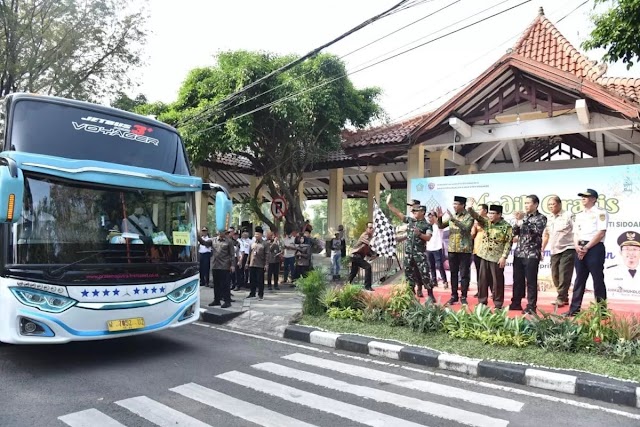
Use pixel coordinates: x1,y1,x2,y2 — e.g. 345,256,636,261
282,325,640,409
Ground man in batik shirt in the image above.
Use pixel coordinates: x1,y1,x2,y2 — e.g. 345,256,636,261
468,202,512,309
510,195,547,315
436,196,474,305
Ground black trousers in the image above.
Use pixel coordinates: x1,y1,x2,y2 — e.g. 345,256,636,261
249,266,265,298
267,262,280,288
449,252,471,299
198,252,211,286
212,269,231,304
570,243,606,314
348,255,372,288
512,257,540,310
240,253,249,286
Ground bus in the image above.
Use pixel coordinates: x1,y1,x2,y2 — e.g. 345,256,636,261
0,93,232,344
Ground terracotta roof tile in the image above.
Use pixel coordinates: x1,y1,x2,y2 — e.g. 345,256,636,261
341,112,430,150
597,77,640,103
512,7,607,81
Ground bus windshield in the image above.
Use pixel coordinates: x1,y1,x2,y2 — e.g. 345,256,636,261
7,99,190,175
6,174,198,282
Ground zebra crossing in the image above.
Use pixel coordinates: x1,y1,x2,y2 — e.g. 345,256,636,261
58,352,525,427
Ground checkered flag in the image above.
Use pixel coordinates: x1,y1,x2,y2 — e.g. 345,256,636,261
370,199,396,258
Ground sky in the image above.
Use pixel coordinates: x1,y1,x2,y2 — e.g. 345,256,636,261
136,0,636,124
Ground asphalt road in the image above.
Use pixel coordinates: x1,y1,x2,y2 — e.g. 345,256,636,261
1,323,639,427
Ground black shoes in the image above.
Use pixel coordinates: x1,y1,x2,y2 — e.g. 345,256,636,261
461,297,468,305
221,302,231,308
208,301,220,307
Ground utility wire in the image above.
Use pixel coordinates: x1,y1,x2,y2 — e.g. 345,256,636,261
557,0,589,23
208,0,465,121
191,0,531,137
177,0,414,127
209,0,514,123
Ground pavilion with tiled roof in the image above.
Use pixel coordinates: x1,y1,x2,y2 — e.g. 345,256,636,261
201,7,640,233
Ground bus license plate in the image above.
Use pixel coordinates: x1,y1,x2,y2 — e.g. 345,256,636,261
107,317,145,332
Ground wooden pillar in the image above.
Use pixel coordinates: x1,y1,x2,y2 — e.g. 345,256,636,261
367,172,381,220
457,164,478,175
407,145,425,183
428,150,447,177
327,168,343,237
195,166,209,230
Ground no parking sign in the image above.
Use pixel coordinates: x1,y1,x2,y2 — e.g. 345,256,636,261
270,196,288,220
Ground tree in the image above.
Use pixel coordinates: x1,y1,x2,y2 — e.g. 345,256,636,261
582,0,640,69
0,0,149,99
162,51,382,232
111,92,148,112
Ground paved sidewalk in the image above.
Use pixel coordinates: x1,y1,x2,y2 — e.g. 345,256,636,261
199,284,303,337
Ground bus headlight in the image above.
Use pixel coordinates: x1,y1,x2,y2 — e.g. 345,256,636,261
167,281,198,303
10,287,77,313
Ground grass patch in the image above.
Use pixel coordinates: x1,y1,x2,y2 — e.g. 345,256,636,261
301,315,640,383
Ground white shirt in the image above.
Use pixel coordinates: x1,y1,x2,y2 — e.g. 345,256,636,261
283,235,296,258
122,214,155,237
239,238,251,255
198,235,212,254
574,206,608,241
426,227,444,252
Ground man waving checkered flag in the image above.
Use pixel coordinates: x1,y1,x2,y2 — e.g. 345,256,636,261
370,198,397,258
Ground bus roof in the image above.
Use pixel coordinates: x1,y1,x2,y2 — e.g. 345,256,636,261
4,93,179,134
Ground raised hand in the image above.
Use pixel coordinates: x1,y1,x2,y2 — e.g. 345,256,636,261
386,194,392,205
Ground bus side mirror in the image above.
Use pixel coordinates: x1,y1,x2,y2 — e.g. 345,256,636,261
0,157,24,223
201,183,233,233
215,191,232,233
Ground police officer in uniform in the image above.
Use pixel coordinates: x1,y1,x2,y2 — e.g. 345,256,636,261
608,231,640,291
567,189,608,316
387,195,435,302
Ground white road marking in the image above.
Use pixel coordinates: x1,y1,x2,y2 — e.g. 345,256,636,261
171,382,317,427
59,409,126,427
196,325,640,420
253,362,509,427
282,352,523,412
217,370,428,427
115,396,211,427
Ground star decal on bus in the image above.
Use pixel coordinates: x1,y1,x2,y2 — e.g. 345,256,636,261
81,289,89,297
92,289,99,297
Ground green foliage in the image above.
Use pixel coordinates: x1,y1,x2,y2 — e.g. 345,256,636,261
159,51,382,231
327,307,364,321
0,0,149,99
342,199,368,243
404,300,448,333
610,314,640,341
582,0,640,69
527,311,584,352
319,287,340,310
386,284,415,319
295,268,328,316
574,300,618,344
359,292,391,323
337,283,365,310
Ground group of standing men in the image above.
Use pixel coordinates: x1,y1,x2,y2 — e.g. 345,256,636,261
197,225,317,307
386,188,609,316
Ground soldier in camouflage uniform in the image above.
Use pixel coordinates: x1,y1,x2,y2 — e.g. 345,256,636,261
387,195,436,302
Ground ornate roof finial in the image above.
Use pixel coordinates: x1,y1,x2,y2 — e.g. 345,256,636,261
538,6,544,16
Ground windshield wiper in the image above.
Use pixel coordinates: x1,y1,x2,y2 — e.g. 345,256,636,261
47,249,128,277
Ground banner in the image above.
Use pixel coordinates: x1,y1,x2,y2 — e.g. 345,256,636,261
410,164,640,300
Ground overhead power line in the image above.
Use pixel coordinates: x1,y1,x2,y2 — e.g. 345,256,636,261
177,0,418,127
192,0,532,137
209,0,465,121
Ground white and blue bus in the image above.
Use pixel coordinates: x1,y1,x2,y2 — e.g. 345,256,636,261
0,93,231,344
